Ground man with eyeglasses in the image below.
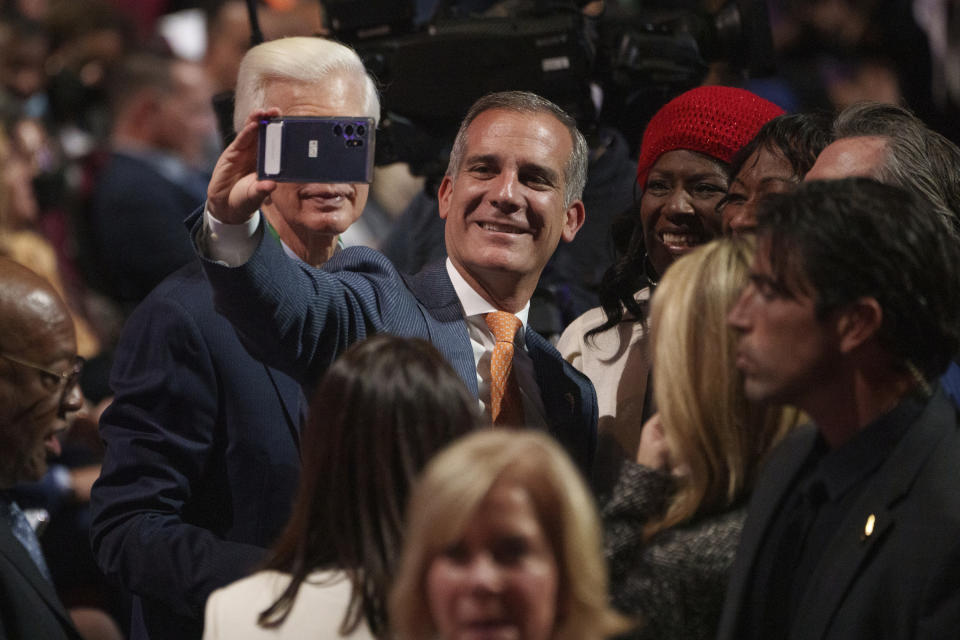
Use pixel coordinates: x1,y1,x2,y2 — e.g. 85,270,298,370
0,257,84,639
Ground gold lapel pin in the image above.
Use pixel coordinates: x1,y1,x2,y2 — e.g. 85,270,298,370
861,514,876,541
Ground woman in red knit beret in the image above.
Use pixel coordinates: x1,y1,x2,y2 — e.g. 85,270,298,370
558,85,784,470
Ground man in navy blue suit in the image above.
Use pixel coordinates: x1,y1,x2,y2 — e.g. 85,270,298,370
89,37,380,640
196,90,598,473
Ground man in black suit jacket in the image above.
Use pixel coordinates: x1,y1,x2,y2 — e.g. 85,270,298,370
89,37,380,640
719,178,960,640
0,258,84,640
196,90,598,472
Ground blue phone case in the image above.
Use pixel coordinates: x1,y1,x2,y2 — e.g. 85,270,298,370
257,116,375,183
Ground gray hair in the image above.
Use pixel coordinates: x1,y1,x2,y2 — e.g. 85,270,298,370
232,36,379,133
833,101,960,234
445,91,588,208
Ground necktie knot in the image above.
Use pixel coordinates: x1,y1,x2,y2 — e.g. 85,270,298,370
0,497,52,582
485,311,522,345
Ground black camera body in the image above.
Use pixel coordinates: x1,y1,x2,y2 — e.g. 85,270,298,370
320,1,775,177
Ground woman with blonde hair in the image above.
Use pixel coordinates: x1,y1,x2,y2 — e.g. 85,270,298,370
602,236,797,640
390,429,630,640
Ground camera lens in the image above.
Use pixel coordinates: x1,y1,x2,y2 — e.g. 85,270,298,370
345,124,354,136
333,124,343,136
357,125,366,136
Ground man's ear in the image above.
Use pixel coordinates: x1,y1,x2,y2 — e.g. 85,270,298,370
560,199,586,243
127,90,162,130
835,297,883,354
437,175,454,221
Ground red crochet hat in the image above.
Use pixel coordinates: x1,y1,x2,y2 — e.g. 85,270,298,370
636,85,785,187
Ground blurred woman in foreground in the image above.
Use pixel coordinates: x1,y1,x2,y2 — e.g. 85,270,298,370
390,429,630,640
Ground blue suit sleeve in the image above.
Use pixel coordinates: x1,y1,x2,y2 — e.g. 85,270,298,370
199,223,413,383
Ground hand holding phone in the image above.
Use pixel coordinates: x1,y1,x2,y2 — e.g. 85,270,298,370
206,107,281,225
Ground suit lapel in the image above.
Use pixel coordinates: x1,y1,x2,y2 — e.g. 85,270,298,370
717,425,819,640
0,521,77,635
403,262,478,396
794,390,954,640
263,365,304,451
526,328,596,473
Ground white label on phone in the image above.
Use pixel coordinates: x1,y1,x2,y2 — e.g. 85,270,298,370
263,122,283,175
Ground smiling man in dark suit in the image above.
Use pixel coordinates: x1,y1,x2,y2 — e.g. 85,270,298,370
89,37,380,640
196,90,597,473
0,258,84,640
719,178,960,640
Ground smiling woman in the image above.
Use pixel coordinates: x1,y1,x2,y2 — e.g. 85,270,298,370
557,86,783,469
718,113,833,235
389,430,630,640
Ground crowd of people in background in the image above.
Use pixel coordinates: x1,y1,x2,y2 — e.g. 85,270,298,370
2,1,960,640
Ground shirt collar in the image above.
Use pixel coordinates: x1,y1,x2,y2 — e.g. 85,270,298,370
265,216,342,265
811,390,926,502
114,147,206,187
445,257,530,327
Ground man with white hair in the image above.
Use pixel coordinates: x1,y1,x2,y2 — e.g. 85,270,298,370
89,37,379,640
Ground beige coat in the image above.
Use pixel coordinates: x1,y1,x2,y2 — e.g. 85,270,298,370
203,570,375,640
557,288,652,460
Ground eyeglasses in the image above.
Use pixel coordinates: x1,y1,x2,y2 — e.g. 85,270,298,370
0,353,84,394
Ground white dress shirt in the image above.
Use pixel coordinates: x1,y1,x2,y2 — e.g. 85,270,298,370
444,258,547,427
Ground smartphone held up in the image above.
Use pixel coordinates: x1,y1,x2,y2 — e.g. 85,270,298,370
257,116,375,183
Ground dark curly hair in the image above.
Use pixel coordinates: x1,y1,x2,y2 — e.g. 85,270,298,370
725,112,833,185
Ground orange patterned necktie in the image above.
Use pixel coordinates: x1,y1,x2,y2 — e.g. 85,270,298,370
485,311,525,426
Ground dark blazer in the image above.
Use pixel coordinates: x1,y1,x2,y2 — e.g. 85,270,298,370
199,223,598,472
88,151,208,303
717,388,960,640
89,260,303,640
0,518,83,640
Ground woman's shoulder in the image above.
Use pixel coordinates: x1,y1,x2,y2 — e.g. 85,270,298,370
206,570,300,617
557,306,609,350
558,289,651,362
650,506,747,569
221,568,354,600
205,570,372,640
